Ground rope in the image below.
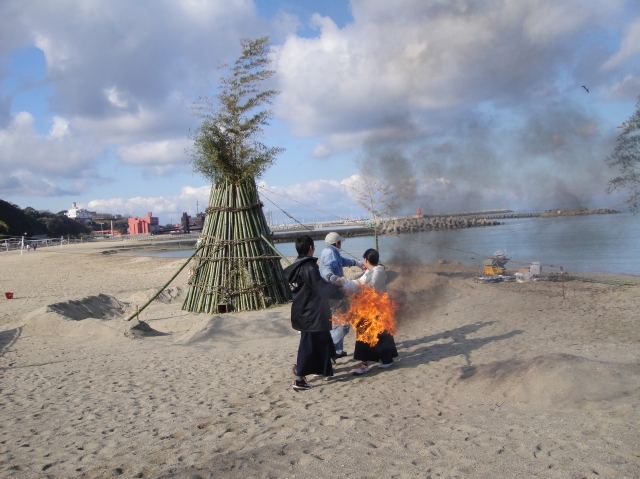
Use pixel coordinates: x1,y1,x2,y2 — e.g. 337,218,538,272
261,193,313,230
205,202,262,214
195,254,282,262
187,279,287,297
259,186,368,226
198,235,263,245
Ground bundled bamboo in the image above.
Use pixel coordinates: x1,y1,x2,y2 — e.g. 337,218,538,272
183,36,291,313
182,179,291,313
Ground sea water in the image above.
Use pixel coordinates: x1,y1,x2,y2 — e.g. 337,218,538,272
146,213,640,276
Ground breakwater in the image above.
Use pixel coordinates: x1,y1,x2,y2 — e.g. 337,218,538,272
376,215,502,235
268,207,619,243
269,215,504,243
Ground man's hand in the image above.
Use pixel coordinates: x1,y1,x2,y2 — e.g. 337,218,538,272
329,274,341,284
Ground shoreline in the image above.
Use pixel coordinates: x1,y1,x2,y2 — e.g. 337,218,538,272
6,238,638,280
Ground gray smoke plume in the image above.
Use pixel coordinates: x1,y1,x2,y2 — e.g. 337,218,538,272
358,99,617,215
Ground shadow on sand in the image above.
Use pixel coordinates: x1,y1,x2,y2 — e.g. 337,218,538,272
329,321,524,382
396,321,524,370
0,326,22,358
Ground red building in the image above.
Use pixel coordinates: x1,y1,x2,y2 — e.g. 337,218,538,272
128,212,160,235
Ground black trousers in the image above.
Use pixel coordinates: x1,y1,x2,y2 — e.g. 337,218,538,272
353,332,398,364
296,331,337,377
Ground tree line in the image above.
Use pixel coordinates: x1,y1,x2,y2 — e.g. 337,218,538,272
0,199,129,238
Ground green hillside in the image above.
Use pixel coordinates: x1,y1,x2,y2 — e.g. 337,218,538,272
0,200,92,238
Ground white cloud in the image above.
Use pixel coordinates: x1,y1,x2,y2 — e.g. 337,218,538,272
104,86,129,109
310,143,331,158
0,170,71,197
0,112,104,197
0,0,273,152
601,74,640,100
0,0,269,200
118,138,191,166
274,0,626,141
33,33,72,71
602,16,640,71
519,0,617,44
86,184,211,217
72,101,187,144
257,178,358,221
48,116,69,138
3,1,263,119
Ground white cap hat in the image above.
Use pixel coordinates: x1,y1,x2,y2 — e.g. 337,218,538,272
325,232,344,245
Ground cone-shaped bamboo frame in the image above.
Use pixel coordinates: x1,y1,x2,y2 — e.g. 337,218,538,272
182,179,291,313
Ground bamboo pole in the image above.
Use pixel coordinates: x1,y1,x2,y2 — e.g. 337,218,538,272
260,234,290,265
128,243,204,321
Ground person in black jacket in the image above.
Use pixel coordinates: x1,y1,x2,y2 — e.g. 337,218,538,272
284,235,344,391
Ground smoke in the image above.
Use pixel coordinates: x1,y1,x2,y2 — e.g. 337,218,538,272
355,98,617,215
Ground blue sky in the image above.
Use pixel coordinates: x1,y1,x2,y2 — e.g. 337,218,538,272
1,0,639,224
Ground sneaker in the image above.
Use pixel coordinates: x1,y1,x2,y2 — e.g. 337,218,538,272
378,361,393,369
292,379,313,391
351,363,370,375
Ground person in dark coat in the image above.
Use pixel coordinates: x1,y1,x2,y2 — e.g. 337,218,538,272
284,235,344,391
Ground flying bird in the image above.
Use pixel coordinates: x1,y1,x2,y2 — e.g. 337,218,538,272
582,85,589,93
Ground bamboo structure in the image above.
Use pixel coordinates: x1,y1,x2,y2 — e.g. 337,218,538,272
182,179,291,313
182,36,290,313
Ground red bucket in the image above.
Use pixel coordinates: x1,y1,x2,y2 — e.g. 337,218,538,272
4,292,13,299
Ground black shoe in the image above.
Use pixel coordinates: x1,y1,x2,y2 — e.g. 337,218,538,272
292,378,313,391
334,351,348,359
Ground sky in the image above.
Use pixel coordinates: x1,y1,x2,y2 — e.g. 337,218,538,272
1,0,639,225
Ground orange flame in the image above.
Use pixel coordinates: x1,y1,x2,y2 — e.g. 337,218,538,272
333,285,397,346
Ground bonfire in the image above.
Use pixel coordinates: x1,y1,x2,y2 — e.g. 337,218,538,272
333,285,398,346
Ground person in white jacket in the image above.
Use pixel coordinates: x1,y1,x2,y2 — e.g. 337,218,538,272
343,258,387,293
341,248,398,375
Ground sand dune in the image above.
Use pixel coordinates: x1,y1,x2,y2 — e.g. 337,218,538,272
456,353,640,407
0,241,639,478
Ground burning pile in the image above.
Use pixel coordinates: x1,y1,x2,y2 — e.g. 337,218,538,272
333,285,398,346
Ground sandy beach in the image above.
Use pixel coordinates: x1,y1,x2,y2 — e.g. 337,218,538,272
0,241,639,478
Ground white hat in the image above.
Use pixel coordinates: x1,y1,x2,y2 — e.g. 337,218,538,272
325,232,344,245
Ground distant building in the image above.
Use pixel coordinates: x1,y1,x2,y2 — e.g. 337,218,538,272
128,212,160,235
65,202,92,223
181,212,205,233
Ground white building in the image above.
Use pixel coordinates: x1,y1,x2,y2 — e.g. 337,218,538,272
65,202,92,223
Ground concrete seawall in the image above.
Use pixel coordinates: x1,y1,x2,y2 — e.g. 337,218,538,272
268,208,619,243
376,215,502,236
270,215,504,243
